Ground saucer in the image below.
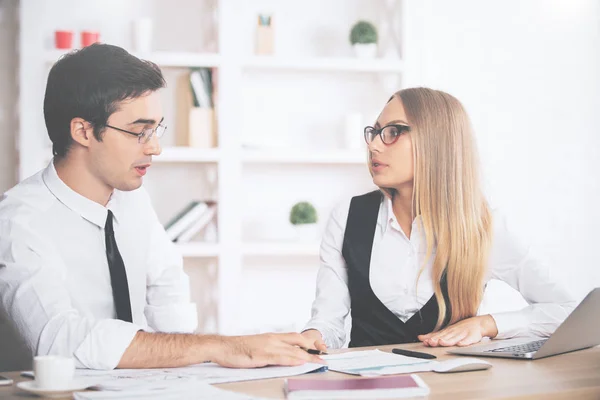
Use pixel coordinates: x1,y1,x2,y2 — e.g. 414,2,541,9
17,379,94,398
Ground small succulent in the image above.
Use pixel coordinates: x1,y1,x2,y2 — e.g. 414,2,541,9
290,202,318,225
350,21,378,45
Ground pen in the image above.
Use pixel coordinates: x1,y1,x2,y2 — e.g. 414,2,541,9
302,348,328,355
392,348,437,359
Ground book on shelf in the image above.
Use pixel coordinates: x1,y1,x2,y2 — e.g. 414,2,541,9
164,201,217,242
284,374,430,399
176,204,217,242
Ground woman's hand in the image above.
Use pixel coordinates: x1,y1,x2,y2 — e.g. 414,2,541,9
301,329,328,353
418,315,498,347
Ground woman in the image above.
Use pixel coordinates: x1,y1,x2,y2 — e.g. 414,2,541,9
302,87,576,351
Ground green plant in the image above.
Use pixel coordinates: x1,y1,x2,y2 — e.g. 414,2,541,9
350,21,378,45
290,202,318,225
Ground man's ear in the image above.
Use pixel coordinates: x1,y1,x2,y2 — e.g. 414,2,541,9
70,118,94,148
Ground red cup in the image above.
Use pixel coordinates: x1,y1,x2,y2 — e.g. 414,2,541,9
81,31,100,47
54,30,73,49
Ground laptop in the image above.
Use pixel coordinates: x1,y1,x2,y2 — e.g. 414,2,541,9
448,287,600,360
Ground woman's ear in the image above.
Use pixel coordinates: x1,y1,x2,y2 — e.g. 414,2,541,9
70,117,93,148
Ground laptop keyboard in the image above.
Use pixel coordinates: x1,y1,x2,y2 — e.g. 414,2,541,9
485,339,547,354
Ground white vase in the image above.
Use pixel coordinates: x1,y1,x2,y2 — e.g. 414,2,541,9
353,43,378,59
132,18,153,53
293,223,319,242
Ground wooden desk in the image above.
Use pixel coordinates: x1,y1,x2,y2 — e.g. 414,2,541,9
2,343,599,399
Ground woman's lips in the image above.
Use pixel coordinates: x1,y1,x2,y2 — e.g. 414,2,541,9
371,160,388,172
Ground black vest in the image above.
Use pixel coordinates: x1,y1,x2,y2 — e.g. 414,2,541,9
343,191,450,347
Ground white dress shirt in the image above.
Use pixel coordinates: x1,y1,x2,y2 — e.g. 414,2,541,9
0,162,197,371
304,195,577,349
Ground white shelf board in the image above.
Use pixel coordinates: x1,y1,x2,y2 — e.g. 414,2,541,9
242,242,320,257
242,56,403,73
242,149,367,165
176,242,320,258
155,147,220,163
176,242,220,258
45,50,221,68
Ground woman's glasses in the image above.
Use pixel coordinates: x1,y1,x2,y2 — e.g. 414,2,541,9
364,124,410,145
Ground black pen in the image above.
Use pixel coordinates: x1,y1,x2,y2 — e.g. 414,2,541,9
302,348,328,355
392,348,437,360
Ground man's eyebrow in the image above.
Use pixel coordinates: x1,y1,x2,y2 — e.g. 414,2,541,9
128,116,164,125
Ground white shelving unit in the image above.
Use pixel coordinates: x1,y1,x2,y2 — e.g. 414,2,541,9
242,56,403,74
155,148,365,165
19,0,411,335
242,242,320,257
176,241,319,258
241,149,366,165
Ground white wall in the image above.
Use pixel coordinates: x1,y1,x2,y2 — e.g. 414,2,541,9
410,0,600,310
0,0,18,193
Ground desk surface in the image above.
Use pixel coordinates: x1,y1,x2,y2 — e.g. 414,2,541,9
2,343,599,399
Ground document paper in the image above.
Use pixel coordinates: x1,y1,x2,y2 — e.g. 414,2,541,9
322,349,434,376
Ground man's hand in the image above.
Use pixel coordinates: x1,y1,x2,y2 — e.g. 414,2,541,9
209,332,326,368
301,329,328,353
418,315,498,347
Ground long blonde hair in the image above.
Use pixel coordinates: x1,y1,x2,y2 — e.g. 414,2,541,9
383,88,493,330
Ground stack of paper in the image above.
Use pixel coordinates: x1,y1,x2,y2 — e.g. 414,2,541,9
74,381,266,400
69,362,326,399
322,349,435,376
74,361,325,387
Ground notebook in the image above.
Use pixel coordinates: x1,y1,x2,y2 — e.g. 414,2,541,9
284,374,430,399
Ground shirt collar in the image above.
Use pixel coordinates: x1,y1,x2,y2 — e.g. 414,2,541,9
379,194,397,235
379,194,424,238
42,160,122,228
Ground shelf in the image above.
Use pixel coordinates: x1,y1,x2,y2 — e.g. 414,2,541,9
176,242,220,258
175,242,320,258
242,56,403,73
242,242,320,257
155,147,220,163
242,149,367,165
45,50,221,68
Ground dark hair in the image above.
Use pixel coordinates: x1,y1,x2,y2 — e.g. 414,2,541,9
43,43,166,158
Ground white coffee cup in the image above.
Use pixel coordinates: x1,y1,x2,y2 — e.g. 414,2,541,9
33,355,75,389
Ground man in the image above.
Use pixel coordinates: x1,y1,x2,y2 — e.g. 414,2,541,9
0,44,321,372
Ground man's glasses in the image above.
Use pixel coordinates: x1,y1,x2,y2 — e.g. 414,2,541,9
364,124,410,145
105,123,167,144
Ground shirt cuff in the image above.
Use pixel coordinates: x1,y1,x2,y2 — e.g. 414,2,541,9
74,319,142,370
145,303,198,333
302,321,344,349
490,311,530,340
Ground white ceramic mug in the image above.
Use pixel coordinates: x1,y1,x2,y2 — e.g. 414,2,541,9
33,355,75,389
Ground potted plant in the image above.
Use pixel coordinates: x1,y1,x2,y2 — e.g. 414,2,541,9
289,201,318,241
350,20,378,59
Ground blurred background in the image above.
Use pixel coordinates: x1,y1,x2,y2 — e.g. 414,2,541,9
0,0,598,337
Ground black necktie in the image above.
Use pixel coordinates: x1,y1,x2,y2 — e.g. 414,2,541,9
105,210,133,322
